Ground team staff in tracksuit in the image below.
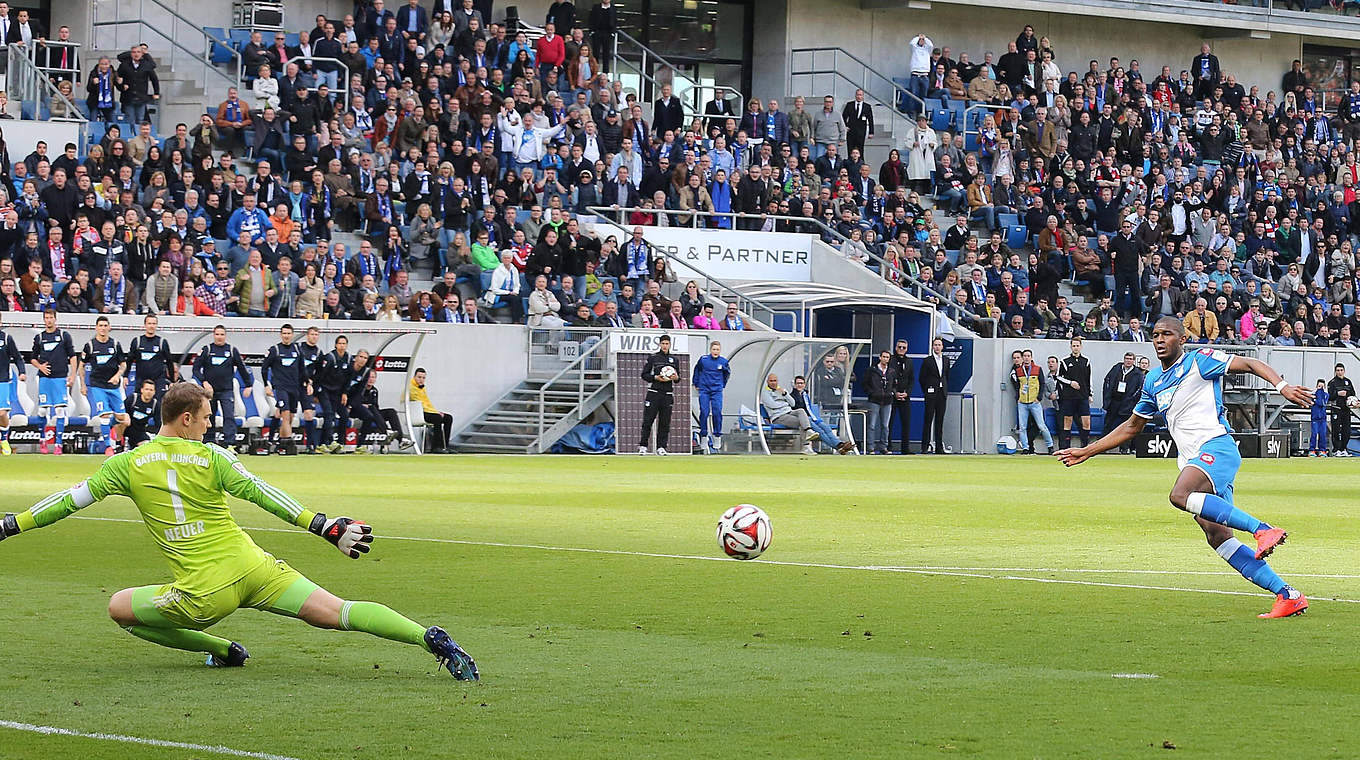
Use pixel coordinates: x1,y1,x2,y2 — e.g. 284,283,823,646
0,312,25,456
127,314,177,396
692,340,730,453
192,324,254,449
123,378,161,448
639,335,680,454
30,309,78,454
314,335,356,453
297,325,326,451
1311,380,1330,457
1328,363,1355,455
261,323,308,454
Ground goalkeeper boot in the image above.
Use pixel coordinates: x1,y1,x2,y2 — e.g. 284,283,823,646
0,440,10,456
424,626,479,681
205,642,250,667
1253,526,1288,560
1259,590,1308,619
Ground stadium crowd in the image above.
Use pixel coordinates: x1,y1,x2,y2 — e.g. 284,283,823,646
0,4,1355,347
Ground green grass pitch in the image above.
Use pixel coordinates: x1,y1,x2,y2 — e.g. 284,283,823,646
1,454,1359,759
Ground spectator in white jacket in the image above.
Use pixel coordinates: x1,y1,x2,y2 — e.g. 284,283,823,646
527,274,565,327
483,251,524,322
251,64,281,110
498,106,567,178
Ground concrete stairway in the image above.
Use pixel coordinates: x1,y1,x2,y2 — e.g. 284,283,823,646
448,373,613,454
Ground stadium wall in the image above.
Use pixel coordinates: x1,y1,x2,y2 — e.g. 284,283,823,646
759,0,1302,112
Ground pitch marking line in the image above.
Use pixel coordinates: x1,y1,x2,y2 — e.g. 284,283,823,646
0,720,302,760
70,516,1360,603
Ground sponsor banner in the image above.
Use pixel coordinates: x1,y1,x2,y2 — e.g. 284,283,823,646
1135,432,1178,458
639,227,812,282
372,356,410,372
608,332,691,354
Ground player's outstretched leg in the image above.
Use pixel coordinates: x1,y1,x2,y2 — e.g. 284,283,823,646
295,586,478,681
1170,469,1286,559
109,587,246,664
1195,517,1307,619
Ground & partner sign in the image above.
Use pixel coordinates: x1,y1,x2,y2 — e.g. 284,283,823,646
641,227,812,282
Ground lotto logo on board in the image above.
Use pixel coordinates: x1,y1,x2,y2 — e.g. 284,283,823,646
372,356,410,372
1199,453,1215,465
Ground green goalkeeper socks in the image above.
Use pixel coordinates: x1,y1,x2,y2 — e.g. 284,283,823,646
339,601,430,650
125,625,232,660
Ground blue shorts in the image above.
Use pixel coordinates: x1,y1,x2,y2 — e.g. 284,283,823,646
1182,434,1241,505
88,386,126,417
274,388,301,414
37,377,69,408
0,378,14,411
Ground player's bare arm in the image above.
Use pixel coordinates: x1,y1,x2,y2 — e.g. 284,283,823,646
1054,413,1147,467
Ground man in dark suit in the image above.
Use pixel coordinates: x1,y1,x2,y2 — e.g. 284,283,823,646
841,88,874,156
917,337,950,454
395,0,429,42
5,8,41,47
888,339,916,454
588,0,617,71
1190,43,1220,100
653,83,684,139
603,166,640,209
704,87,735,133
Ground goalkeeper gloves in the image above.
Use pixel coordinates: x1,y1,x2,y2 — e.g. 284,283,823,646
308,513,374,559
0,513,17,542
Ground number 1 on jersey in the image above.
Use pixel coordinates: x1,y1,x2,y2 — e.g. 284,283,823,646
166,469,186,523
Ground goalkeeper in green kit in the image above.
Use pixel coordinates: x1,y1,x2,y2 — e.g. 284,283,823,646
0,383,478,680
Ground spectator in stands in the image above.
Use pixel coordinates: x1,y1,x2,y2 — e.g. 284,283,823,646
115,44,158,126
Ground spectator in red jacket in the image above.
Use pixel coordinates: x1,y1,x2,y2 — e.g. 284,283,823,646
534,22,565,81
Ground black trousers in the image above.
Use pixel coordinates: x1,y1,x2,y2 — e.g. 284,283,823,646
891,398,913,453
640,394,674,448
1331,407,1352,452
424,411,452,449
920,391,945,452
380,407,404,439
319,389,347,445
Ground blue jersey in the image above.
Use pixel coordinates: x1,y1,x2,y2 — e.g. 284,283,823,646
82,336,126,389
1133,347,1232,464
32,328,76,379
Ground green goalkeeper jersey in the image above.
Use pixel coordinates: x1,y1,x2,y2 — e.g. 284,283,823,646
14,436,316,597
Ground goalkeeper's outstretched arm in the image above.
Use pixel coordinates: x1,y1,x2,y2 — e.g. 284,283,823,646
210,445,373,558
0,454,133,541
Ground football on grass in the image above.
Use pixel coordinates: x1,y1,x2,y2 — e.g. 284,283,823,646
717,505,772,560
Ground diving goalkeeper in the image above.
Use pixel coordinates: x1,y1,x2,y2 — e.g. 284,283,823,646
0,382,478,680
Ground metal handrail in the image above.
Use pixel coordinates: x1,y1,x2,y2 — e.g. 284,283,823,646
584,204,981,330
790,47,924,115
25,40,81,84
586,208,800,331
612,29,743,120
7,46,87,131
92,0,243,95
534,329,610,442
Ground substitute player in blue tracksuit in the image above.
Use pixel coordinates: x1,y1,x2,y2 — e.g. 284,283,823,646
692,340,731,454
0,311,25,455
1056,316,1313,619
192,324,254,449
1310,381,1329,457
261,323,309,455
30,309,77,455
80,316,131,455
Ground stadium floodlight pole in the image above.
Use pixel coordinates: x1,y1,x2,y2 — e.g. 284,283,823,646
1054,316,1313,619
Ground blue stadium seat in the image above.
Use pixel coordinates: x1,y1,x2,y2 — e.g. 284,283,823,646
997,213,1019,229
946,249,960,265
930,109,951,131
924,97,944,115
964,132,978,152
1006,225,1028,250
948,101,965,130
205,27,236,65
284,33,300,46
229,28,251,50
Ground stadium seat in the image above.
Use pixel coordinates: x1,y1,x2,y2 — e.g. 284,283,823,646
205,27,236,65
1006,225,1028,250
930,109,952,132
924,97,943,115
997,213,1019,229
964,132,979,152
948,101,966,129
946,249,960,265
405,401,429,454
228,28,251,51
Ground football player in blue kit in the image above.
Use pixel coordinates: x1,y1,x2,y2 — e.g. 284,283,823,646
1056,317,1314,619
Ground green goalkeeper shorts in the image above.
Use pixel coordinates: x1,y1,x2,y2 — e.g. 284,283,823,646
130,554,319,630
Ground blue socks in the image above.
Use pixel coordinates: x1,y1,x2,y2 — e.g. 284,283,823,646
1185,492,1263,533
100,419,112,447
1216,538,1287,595
54,416,66,442
0,425,8,441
